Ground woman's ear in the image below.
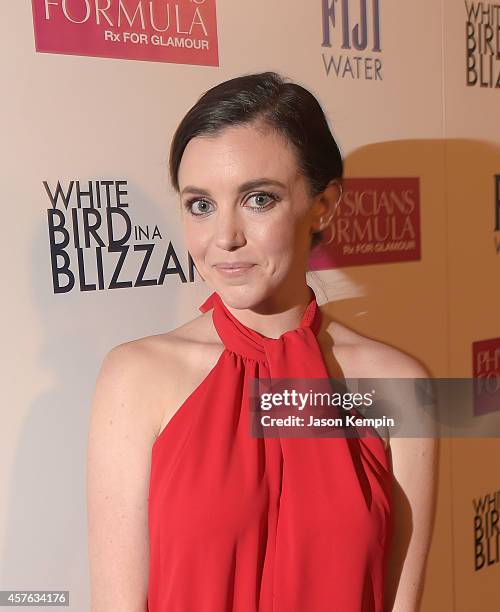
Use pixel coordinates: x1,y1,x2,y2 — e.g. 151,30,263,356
311,179,343,232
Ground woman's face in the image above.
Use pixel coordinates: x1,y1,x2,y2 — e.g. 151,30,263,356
177,123,328,308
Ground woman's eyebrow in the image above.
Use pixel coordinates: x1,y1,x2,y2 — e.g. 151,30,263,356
180,178,287,196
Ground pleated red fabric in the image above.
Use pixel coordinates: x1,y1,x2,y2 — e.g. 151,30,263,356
147,286,393,612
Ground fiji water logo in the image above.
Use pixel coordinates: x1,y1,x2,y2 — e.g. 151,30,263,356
321,0,382,80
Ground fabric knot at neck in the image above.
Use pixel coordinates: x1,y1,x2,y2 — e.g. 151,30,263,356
199,286,327,378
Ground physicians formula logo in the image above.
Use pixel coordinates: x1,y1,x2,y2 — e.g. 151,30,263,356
466,1,500,88
31,0,218,66
44,178,198,294
309,177,420,270
472,337,500,415
321,0,382,80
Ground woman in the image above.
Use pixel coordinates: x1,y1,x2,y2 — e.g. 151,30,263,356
87,72,438,612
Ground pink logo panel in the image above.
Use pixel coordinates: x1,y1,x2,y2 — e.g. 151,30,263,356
31,0,219,66
473,337,500,416
309,177,421,270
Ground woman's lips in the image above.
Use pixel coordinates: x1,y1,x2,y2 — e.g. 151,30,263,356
213,264,256,276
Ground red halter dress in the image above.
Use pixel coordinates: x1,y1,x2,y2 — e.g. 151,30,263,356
147,286,393,612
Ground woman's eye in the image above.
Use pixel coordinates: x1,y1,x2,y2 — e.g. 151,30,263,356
246,192,278,210
184,198,213,216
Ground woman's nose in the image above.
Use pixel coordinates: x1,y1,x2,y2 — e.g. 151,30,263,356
214,210,246,250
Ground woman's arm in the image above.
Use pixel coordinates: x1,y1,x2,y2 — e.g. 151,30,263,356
382,357,440,612
87,342,164,612
385,435,439,611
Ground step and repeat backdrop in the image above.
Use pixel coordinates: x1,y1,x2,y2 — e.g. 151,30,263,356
1,0,499,610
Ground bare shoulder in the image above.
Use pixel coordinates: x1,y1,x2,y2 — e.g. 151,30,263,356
100,309,224,437
318,305,430,379
319,306,432,453
112,306,221,364
348,334,429,379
